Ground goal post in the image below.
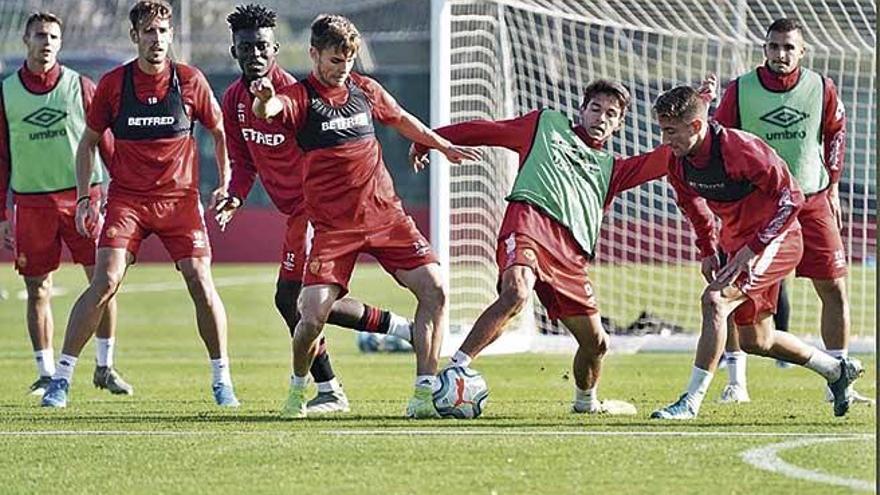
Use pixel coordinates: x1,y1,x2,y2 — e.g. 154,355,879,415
431,0,876,355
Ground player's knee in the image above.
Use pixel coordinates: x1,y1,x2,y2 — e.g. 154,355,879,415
498,281,529,313
297,308,328,340
416,276,447,312
24,277,52,301
91,270,124,301
739,330,772,356
813,278,847,306
700,289,725,315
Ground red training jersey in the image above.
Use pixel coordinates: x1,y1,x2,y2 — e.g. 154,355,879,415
419,110,673,246
272,72,406,231
666,123,804,258
0,62,114,220
223,64,302,215
88,61,221,199
714,65,846,185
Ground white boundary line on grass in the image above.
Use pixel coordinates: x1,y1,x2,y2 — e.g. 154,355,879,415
741,436,876,492
0,430,873,439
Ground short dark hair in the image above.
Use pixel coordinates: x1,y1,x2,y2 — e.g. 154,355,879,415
227,4,277,33
310,14,360,55
580,79,631,111
24,11,62,36
766,18,803,37
653,86,707,123
129,0,173,31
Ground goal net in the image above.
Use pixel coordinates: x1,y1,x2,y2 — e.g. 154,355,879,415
431,0,876,354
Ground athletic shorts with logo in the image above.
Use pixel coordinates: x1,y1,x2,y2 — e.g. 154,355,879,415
279,209,310,282
496,231,599,321
303,216,437,294
796,191,847,279
729,223,804,326
14,204,97,276
98,194,211,261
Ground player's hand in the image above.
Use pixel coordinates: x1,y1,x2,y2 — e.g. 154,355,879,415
700,253,720,284
213,195,242,232
75,197,102,239
698,73,718,102
409,143,430,172
0,220,13,250
827,183,842,231
440,144,481,165
249,77,275,102
710,245,756,290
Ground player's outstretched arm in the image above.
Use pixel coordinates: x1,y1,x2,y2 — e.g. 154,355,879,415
250,77,283,119
74,127,102,239
389,110,480,167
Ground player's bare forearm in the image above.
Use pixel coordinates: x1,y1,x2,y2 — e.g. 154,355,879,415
75,128,101,198
392,110,453,151
210,124,231,190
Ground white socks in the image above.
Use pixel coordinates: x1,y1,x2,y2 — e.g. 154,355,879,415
724,351,747,387
826,349,847,360
290,374,309,389
449,350,472,368
388,314,412,342
210,357,232,386
574,386,599,410
54,354,78,383
804,350,842,382
685,366,713,409
95,337,115,368
415,375,436,389
34,349,55,377
316,378,341,393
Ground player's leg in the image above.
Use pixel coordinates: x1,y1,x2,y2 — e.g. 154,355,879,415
395,263,446,419
177,256,238,407
451,265,535,367
328,297,414,345
283,283,340,419
563,313,613,414
772,280,795,368
82,264,133,395
736,311,863,416
651,285,747,420
41,247,131,407
15,205,62,395
719,317,750,403
23,273,55,395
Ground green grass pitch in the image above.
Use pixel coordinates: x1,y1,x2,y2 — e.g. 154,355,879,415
0,264,875,494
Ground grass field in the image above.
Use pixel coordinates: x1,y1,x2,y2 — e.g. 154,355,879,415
0,264,875,494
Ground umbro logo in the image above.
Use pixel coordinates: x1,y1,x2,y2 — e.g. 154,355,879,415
22,107,66,128
759,106,808,129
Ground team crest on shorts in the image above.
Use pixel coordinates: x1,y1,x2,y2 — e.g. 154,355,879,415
522,248,536,262
309,259,322,275
412,239,431,257
105,226,117,239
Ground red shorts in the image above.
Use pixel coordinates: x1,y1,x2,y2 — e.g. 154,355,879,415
730,224,803,326
98,194,211,261
796,192,847,279
279,211,310,282
13,204,97,276
496,231,598,321
303,216,437,293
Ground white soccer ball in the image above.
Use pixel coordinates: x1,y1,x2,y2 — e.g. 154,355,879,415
432,366,489,419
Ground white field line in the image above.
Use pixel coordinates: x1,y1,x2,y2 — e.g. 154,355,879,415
323,430,874,439
14,274,275,300
0,430,873,439
741,436,876,492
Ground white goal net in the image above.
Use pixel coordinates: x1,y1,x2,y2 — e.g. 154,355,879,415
431,0,876,354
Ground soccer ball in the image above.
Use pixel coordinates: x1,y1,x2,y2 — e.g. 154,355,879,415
432,366,489,419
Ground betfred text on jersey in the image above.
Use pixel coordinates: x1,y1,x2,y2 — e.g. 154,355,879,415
127,116,176,126
320,113,369,132
241,128,285,146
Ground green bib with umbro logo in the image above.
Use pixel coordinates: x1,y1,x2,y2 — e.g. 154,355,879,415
506,109,615,257
738,67,827,194
2,66,102,194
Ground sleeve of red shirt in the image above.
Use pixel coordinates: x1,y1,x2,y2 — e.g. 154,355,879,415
357,75,403,125
276,84,305,133
712,78,739,128
81,75,115,169
189,68,222,130
416,110,541,159
724,131,804,253
86,71,117,134
604,145,673,207
822,76,846,185
0,89,9,221
222,88,257,202
667,161,718,258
